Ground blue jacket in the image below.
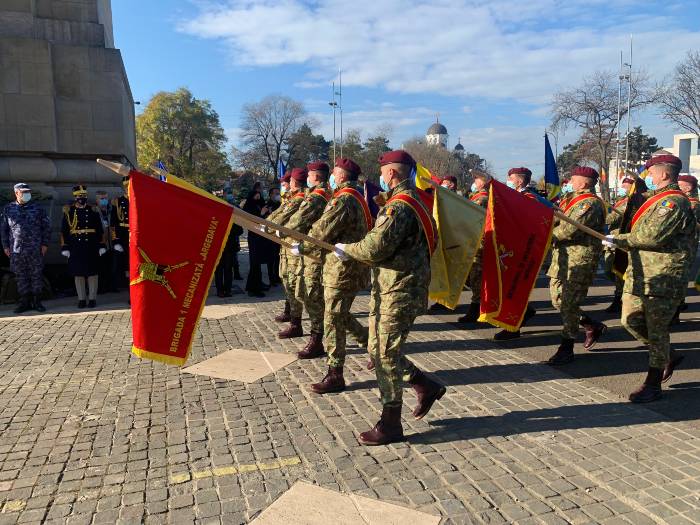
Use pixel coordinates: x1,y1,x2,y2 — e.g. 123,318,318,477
1,201,51,254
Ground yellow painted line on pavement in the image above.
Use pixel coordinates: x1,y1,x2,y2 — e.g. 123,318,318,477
169,456,301,485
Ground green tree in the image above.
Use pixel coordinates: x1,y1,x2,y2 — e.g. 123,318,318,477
626,126,658,164
287,124,330,168
136,87,230,190
359,134,391,183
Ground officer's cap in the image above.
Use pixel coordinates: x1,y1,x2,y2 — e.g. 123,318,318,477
13,183,31,192
73,185,88,197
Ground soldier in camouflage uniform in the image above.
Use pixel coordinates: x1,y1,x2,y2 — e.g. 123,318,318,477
270,173,293,322
603,177,634,313
285,162,331,356
674,174,700,321
493,167,539,340
546,166,607,365
268,169,308,338
296,158,372,393
458,170,490,323
1,183,51,313
334,150,446,446
605,155,695,402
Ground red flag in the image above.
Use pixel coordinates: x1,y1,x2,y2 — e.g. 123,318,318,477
479,180,554,331
129,170,233,366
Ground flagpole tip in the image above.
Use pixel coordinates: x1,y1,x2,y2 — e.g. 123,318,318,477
96,158,131,177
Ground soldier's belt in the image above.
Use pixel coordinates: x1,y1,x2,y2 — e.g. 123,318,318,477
70,229,96,234
119,223,129,228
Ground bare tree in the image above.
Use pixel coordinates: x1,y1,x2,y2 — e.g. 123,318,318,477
403,139,464,186
550,70,656,195
658,51,700,136
240,95,308,178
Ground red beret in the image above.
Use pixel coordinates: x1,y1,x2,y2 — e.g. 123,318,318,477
280,173,291,183
307,161,329,174
645,154,682,170
335,157,361,176
678,174,698,187
621,177,635,185
442,175,457,184
379,150,415,167
572,166,599,179
508,167,532,177
290,168,308,182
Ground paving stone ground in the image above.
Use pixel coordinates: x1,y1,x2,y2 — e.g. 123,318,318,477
0,264,699,524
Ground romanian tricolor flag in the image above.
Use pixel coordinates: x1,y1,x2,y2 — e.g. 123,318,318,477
544,133,560,201
428,184,486,309
479,180,554,331
129,170,234,366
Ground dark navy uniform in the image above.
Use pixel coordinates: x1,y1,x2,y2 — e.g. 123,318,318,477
61,204,104,277
110,183,129,279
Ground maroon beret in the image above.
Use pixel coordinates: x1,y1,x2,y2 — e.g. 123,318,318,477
645,154,682,170
678,174,698,187
307,161,329,174
621,177,635,185
290,168,308,182
508,167,532,177
379,150,415,167
280,173,291,183
335,157,361,176
442,175,458,184
572,166,599,179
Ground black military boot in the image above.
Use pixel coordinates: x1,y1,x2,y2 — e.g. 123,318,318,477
546,338,575,365
358,405,404,446
77,300,86,309
311,366,345,394
494,306,535,340
662,349,685,383
580,315,607,350
297,333,325,359
409,370,447,420
604,296,622,313
32,295,46,313
457,302,480,324
629,368,663,403
13,295,31,314
274,300,291,323
428,302,448,312
278,317,303,339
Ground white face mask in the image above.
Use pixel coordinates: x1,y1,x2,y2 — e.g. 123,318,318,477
20,193,31,203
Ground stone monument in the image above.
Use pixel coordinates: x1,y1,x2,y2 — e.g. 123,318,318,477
0,0,136,265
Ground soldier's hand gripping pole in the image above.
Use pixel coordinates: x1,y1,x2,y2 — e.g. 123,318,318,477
552,210,627,251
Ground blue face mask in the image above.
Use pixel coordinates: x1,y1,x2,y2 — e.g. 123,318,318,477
644,176,657,191
280,185,288,195
562,183,574,194
617,187,628,198
506,180,516,190
470,183,478,193
99,198,108,206
380,176,390,192
329,174,337,191
306,180,316,189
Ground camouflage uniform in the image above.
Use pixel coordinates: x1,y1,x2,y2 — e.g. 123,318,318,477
284,183,331,334
268,190,306,318
304,181,371,367
1,201,50,296
466,190,489,301
547,190,605,339
343,180,435,408
604,197,628,298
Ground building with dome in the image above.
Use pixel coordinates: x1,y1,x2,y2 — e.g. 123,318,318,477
426,119,448,148
454,138,465,158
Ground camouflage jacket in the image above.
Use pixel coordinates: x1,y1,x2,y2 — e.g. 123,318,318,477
343,179,435,317
1,201,51,254
616,183,695,297
468,190,489,208
606,197,628,233
266,189,306,264
284,183,331,273
547,189,605,282
304,181,371,290
687,190,700,224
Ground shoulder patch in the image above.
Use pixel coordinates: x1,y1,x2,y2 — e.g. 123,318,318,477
660,199,676,209
386,207,395,217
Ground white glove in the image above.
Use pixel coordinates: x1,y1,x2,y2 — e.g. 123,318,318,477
114,243,124,252
61,250,70,258
333,243,349,261
290,242,301,257
257,224,266,233
99,248,107,256
602,235,616,248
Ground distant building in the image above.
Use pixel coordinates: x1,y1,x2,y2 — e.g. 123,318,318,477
664,134,700,176
425,119,448,148
453,138,465,158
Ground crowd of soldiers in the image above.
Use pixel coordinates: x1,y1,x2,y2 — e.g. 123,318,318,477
266,150,699,446
0,177,131,312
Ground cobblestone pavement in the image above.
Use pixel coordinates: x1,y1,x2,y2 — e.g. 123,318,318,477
0,284,699,524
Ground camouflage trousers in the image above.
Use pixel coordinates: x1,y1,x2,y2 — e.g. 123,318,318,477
621,291,683,369
549,274,594,339
603,250,623,299
282,255,304,318
10,251,44,296
324,287,370,368
369,311,420,408
300,264,324,334
467,258,482,303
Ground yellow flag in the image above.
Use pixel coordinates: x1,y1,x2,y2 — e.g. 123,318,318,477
429,184,486,309
414,164,436,191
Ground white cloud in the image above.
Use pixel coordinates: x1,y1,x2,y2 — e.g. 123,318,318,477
179,0,700,103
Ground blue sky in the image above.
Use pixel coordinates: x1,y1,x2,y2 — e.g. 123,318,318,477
112,0,700,176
